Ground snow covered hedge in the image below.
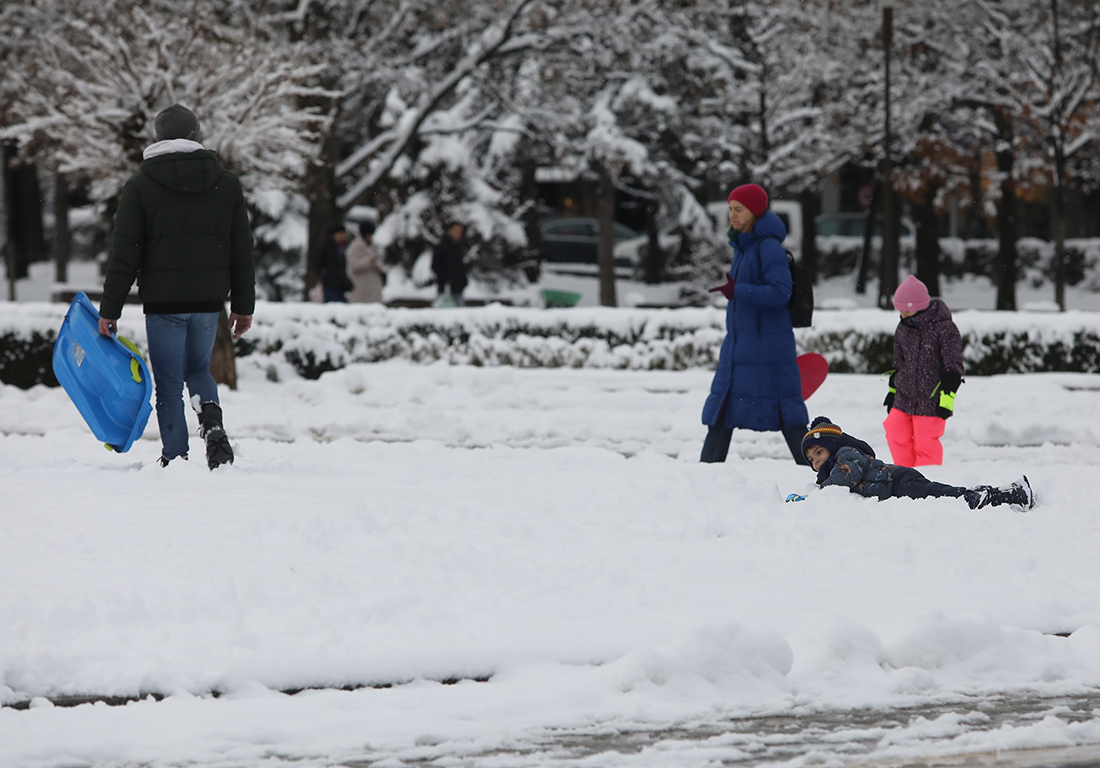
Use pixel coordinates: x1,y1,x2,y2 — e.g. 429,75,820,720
3,301,1100,387
817,237,1100,286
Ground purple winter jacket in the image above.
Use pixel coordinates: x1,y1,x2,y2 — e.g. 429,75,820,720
892,299,964,417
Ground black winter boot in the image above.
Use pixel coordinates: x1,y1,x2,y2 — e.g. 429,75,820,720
964,486,994,509
988,476,1034,509
199,402,234,470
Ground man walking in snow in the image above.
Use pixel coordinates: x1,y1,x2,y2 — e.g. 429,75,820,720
431,221,468,306
97,104,255,470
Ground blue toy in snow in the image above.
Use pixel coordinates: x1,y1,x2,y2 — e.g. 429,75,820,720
52,291,153,453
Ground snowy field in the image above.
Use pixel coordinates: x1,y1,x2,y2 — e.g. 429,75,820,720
3,345,1100,766
5,258,1100,767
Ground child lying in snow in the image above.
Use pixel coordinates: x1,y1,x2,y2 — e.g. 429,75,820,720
795,416,1034,510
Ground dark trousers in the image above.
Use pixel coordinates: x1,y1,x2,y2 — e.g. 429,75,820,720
890,466,965,500
701,418,809,466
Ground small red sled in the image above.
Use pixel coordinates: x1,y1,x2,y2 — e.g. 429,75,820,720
797,353,829,401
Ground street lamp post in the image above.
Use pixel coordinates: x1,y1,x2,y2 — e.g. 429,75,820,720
878,0,899,310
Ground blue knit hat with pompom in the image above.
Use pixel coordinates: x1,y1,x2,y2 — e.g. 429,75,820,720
801,416,844,458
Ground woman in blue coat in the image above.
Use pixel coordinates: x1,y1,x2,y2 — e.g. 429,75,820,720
701,184,808,465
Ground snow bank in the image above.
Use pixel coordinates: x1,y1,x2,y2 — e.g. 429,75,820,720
4,301,1100,388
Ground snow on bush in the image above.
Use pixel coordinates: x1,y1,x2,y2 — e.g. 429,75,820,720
4,301,1100,387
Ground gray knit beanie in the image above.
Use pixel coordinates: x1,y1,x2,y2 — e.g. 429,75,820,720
154,104,202,142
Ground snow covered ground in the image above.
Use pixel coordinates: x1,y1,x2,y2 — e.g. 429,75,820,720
4,258,1100,767
3,346,1100,766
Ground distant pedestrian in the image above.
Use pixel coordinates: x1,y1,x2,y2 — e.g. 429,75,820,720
346,221,384,304
884,275,964,466
431,221,468,306
700,183,808,465
314,225,353,303
97,104,253,470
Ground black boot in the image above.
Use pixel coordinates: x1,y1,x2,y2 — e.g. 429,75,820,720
987,476,1034,509
964,486,994,509
199,402,234,470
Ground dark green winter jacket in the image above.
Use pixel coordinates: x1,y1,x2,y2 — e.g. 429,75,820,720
100,148,255,320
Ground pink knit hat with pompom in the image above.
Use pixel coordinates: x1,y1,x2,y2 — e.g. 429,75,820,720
893,275,931,312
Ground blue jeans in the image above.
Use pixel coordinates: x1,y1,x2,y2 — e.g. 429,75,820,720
145,313,220,459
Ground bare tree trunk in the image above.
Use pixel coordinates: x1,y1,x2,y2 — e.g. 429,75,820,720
596,165,617,307
966,149,988,238
1051,171,1067,311
4,149,47,292
1050,0,1068,311
877,5,899,310
913,184,941,297
855,180,879,295
641,198,665,284
209,308,238,391
54,172,71,288
305,131,341,300
799,188,820,284
879,160,900,309
1,144,11,301
993,108,1018,311
520,160,541,281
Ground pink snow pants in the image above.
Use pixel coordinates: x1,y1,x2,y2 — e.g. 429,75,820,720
883,408,946,466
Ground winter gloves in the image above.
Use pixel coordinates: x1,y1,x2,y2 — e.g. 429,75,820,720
935,370,963,419
883,370,963,419
709,275,736,301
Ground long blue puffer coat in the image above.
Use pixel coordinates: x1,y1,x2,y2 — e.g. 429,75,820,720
701,210,808,432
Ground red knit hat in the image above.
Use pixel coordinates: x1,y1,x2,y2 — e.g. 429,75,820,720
893,275,931,312
727,184,769,218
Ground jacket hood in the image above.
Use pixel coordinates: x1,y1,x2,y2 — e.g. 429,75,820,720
140,148,224,194
730,209,788,250
899,297,952,329
814,433,876,484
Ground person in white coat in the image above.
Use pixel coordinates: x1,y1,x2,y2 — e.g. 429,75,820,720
346,221,384,304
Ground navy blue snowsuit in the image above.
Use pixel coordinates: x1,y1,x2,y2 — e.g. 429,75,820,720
818,445,966,501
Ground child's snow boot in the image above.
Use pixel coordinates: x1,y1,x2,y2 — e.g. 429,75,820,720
987,476,1034,509
964,486,994,509
1010,475,1035,509
198,402,234,470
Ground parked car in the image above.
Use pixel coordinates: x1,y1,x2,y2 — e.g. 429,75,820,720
612,220,683,266
538,218,640,267
815,212,915,239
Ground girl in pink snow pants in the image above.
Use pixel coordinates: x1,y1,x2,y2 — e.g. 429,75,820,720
883,275,964,466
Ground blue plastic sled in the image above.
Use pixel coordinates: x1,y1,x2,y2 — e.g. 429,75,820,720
52,292,153,453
